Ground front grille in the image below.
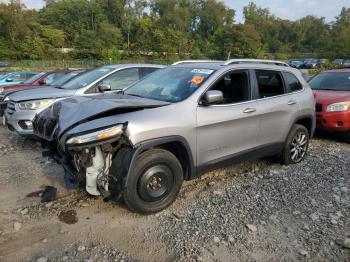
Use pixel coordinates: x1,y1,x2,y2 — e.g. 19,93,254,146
33,114,57,141
0,95,4,102
315,103,322,112
6,100,16,115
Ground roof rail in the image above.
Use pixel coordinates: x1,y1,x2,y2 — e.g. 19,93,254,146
224,59,290,67
172,60,224,65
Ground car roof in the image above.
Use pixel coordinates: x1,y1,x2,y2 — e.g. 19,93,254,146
171,62,223,70
103,64,165,70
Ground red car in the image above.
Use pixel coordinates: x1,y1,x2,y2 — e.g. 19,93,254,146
0,69,73,94
309,69,350,142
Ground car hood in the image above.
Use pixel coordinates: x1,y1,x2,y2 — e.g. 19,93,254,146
9,86,75,102
38,93,170,137
313,90,350,104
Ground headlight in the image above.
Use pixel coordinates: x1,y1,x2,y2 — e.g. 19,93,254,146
18,99,55,110
66,125,124,145
4,96,9,101
326,101,350,112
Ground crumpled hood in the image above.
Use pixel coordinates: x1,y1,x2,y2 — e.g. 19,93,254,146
9,86,76,102
39,93,170,137
314,90,350,104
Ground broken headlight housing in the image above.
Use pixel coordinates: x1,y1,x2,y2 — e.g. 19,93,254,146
66,125,124,145
18,99,55,111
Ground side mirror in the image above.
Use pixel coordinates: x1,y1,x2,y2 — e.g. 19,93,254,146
98,83,111,92
38,79,46,85
201,90,224,106
5,78,13,82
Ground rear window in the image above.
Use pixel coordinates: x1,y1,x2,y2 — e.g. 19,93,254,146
256,70,285,98
284,72,303,92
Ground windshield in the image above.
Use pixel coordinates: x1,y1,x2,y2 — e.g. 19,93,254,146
125,67,215,102
23,72,45,84
309,72,350,91
61,67,114,89
50,71,83,86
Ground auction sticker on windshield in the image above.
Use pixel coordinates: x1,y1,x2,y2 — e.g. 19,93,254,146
191,69,214,75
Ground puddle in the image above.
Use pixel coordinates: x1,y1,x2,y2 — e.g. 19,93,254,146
58,210,78,224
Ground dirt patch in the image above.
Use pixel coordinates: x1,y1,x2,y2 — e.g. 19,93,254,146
58,210,78,224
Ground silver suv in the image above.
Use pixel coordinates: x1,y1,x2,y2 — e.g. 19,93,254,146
33,60,316,213
4,64,163,136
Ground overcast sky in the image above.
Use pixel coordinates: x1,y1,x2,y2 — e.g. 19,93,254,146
1,0,349,23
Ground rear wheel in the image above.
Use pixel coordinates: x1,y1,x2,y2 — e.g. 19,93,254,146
280,124,309,165
123,149,183,214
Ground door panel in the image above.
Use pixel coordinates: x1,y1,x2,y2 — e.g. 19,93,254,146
196,102,260,166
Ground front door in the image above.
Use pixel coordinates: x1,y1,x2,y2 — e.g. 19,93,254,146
196,70,260,166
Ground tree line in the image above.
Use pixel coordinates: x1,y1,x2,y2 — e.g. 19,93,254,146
0,0,349,62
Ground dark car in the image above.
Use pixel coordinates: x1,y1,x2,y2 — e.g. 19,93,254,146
290,60,304,69
303,59,320,69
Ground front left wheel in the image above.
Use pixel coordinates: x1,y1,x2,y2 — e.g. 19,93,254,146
123,149,183,214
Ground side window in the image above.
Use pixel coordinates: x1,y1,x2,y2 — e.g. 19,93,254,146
12,74,24,81
101,68,140,90
44,72,67,85
284,72,303,92
139,67,159,79
256,70,285,98
209,70,250,104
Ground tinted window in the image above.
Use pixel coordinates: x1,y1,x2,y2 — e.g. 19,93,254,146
309,72,350,91
210,71,250,104
256,70,285,98
284,72,303,92
101,68,139,90
140,67,159,79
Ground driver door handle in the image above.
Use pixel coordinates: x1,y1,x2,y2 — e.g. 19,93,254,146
243,108,256,114
288,100,297,105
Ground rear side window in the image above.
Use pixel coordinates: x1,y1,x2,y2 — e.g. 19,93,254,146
284,72,303,92
256,70,285,98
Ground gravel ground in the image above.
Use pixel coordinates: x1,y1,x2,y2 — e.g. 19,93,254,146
0,126,349,262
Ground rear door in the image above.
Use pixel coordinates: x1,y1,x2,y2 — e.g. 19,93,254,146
196,69,260,166
254,70,300,146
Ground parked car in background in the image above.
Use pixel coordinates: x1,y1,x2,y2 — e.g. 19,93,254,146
333,59,344,66
0,61,10,67
289,60,304,69
0,72,7,77
0,70,86,117
309,69,350,142
303,59,319,69
343,60,350,68
0,69,75,95
33,59,315,213
0,72,37,86
4,64,163,136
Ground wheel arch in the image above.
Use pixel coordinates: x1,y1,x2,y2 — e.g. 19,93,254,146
129,136,195,180
294,115,315,138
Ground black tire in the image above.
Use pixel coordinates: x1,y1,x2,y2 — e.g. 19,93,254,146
280,124,309,165
123,149,183,214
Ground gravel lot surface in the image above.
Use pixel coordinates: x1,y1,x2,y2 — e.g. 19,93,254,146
0,126,349,262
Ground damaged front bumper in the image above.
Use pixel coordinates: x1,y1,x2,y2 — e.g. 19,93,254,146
36,119,134,201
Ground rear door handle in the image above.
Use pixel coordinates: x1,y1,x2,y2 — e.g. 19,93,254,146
288,100,297,105
243,108,256,113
